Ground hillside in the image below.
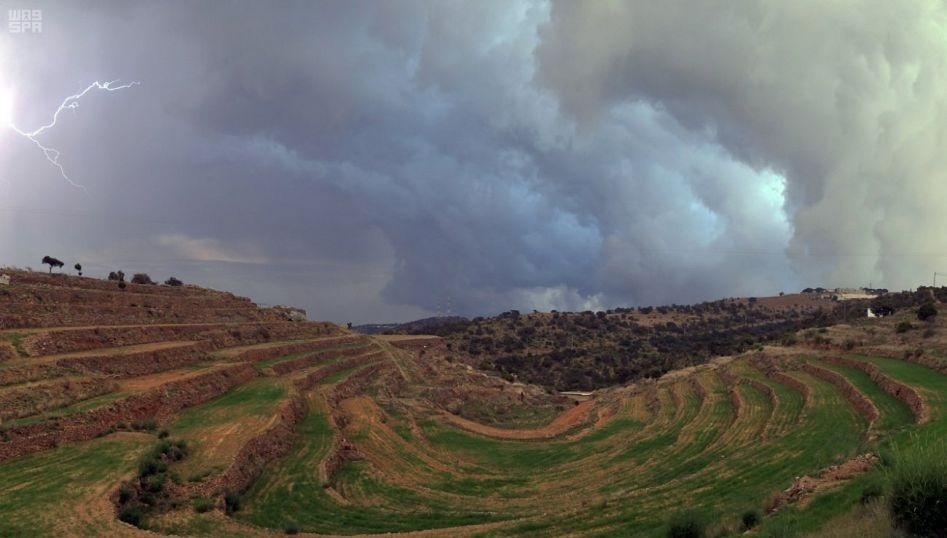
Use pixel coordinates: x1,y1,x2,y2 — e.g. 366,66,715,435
1,269,946,537
401,294,838,390
409,291,945,391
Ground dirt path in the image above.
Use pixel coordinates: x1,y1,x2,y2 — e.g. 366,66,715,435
440,399,596,440
118,362,230,392
1,340,200,368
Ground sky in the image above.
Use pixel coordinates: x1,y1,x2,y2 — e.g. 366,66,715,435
2,1,947,324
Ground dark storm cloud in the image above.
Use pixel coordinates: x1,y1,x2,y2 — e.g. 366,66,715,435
8,1,934,322
536,1,947,291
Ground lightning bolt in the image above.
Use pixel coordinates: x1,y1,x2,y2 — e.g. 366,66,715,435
6,80,139,190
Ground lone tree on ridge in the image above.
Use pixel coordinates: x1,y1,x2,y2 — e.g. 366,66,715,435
41,256,64,273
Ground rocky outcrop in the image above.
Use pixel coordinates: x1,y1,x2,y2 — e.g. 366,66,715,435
768,453,878,513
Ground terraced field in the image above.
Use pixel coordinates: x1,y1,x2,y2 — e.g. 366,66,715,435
1,269,945,537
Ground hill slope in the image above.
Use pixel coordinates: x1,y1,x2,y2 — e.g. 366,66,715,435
1,269,946,537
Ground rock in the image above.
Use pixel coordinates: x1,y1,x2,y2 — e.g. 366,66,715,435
272,306,307,322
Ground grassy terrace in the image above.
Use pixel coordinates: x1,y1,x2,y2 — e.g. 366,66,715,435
169,377,289,481
0,432,153,537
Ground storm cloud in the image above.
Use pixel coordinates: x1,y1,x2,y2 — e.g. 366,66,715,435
1,1,945,323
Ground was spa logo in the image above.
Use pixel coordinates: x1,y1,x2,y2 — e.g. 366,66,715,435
7,8,42,33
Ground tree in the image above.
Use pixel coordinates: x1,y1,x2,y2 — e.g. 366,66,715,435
108,271,125,282
164,277,183,286
41,256,64,273
131,273,154,285
118,281,127,291
918,302,938,322
74,263,82,276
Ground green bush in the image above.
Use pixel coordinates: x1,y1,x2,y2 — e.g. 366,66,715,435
141,473,166,493
193,496,213,513
887,437,947,537
131,418,157,431
118,484,134,504
224,489,242,515
118,505,144,527
741,509,760,530
860,479,884,505
666,510,705,538
284,522,300,535
137,457,162,477
896,322,914,334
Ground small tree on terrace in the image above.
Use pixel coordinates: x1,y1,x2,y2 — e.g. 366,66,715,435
164,277,183,287
74,263,82,276
41,256,64,273
131,273,154,285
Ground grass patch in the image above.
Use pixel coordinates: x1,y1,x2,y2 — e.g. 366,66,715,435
0,332,29,357
887,433,947,536
0,433,151,536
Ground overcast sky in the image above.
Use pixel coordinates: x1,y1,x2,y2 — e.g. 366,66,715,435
2,1,947,323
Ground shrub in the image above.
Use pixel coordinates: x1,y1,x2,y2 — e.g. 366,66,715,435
165,276,183,286
118,505,144,526
666,511,705,538
224,489,242,515
138,457,162,477
193,496,213,513
118,484,134,504
741,509,761,530
141,473,166,493
918,302,938,322
860,479,884,505
284,523,299,535
896,322,913,334
844,339,857,350
131,419,157,431
131,273,154,285
108,270,125,281
888,436,947,537
157,429,169,439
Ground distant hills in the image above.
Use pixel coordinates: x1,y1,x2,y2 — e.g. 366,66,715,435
352,316,468,335
375,290,943,391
